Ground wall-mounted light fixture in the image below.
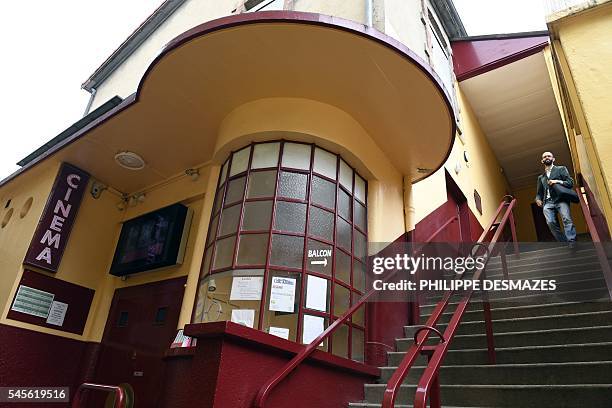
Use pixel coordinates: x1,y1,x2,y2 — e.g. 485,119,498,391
90,181,107,199
185,168,200,181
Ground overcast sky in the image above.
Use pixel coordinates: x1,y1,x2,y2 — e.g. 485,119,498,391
0,0,548,180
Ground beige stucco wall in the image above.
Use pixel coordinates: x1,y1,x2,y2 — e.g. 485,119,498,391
91,0,451,117
411,86,510,230
547,2,612,231
92,0,238,109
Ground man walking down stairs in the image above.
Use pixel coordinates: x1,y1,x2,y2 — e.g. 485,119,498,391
350,245,612,408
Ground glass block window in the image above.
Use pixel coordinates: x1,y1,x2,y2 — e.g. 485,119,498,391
193,141,367,362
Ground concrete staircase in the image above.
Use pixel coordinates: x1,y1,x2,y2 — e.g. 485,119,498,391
350,246,612,407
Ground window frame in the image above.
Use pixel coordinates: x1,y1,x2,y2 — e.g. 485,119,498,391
193,140,368,361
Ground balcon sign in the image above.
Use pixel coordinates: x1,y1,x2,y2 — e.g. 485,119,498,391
24,163,89,273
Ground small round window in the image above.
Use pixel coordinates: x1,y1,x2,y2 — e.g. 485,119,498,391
1,208,14,228
20,197,33,218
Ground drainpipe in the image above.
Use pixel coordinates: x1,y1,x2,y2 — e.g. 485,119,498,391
365,0,373,27
83,87,97,117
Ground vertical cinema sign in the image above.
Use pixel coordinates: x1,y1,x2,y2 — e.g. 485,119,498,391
24,163,90,273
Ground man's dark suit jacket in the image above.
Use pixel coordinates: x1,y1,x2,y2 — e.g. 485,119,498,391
535,165,574,204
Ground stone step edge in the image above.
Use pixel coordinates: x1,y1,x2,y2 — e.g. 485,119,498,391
420,286,608,309
486,266,602,279
419,300,611,316
379,360,612,370
388,340,612,357
395,324,612,342
485,256,599,271
407,309,612,330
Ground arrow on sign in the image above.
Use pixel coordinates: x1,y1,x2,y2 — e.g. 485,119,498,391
310,259,328,267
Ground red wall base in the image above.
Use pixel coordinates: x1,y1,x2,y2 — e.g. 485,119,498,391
0,323,99,408
161,321,379,408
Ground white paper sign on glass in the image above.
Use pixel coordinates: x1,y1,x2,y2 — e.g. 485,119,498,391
302,314,325,345
45,301,68,326
230,277,264,301
231,309,255,328
305,275,328,312
269,277,296,313
268,326,290,340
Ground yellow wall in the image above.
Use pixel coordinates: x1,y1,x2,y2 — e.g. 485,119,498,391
0,94,409,342
0,88,512,345
412,86,509,230
0,161,61,322
217,97,406,244
0,160,217,342
548,2,612,231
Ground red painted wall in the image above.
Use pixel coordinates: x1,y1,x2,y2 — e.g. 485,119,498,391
162,322,378,408
0,324,98,408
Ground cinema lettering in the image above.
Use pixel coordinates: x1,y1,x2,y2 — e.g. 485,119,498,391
24,163,90,272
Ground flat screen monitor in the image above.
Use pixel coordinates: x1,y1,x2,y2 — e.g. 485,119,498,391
110,203,192,276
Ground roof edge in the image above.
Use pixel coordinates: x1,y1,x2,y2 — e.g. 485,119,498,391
431,0,468,39
452,30,550,42
2,11,456,189
546,0,612,24
82,0,187,92
16,96,124,167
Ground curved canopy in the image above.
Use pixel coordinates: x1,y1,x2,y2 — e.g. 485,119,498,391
6,12,456,192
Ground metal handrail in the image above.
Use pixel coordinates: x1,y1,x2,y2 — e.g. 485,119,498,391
71,383,127,408
381,196,518,408
576,186,612,299
253,215,458,408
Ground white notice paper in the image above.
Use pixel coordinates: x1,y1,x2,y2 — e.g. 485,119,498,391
302,315,325,345
230,277,263,301
231,309,255,328
268,326,290,340
269,277,296,313
305,275,328,312
45,301,68,326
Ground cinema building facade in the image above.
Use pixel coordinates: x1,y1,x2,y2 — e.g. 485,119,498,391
1,0,611,407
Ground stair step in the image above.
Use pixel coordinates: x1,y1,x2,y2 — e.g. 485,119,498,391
388,342,612,366
420,300,612,324
395,325,612,350
485,265,603,281
487,247,596,266
379,361,612,384
485,256,601,274
363,384,612,407
419,287,610,315
406,310,612,336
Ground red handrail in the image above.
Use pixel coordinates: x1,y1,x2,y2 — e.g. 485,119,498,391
252,215,458,408
576,186,612,300
381,196,518,408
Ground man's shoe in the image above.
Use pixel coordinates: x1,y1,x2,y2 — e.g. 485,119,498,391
568,241,577,251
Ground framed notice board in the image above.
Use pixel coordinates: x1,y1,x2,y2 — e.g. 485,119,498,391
7,269,95,335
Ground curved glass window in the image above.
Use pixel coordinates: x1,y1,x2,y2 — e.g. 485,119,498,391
193,141,367,361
